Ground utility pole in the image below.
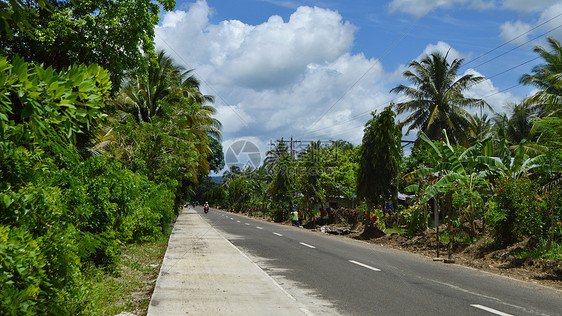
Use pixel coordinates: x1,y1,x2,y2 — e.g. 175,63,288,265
433,197,443,262
290,136,293,158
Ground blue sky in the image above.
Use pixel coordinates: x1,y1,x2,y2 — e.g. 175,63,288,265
155,0,562,168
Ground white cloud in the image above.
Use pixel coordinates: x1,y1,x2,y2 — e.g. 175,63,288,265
388,0,558,17
499,20,532,44
214,104,254,134
501,0,560,12
463,69,521,114
155,1,387,145
388,0,493,17
219,7,357,90
536,3,562,43
419,41,465,61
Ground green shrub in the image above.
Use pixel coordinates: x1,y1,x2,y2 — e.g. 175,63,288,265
486,177,550,247
0,224,84,315
401,201,428,236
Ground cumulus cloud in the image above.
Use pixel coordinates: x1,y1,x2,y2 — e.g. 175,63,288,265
463,69,521,114
499,20,532,44
221,7,357,90
536,3,562,43
419,41,465,61
155,0,387,144
388,0,493,17
495,3,562,49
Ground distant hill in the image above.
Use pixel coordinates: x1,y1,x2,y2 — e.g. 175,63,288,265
210,176,222,184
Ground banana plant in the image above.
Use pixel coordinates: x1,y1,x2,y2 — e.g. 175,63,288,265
405,130,506,260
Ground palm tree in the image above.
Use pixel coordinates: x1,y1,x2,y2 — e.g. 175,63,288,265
119,50,178,123
391,51,490,146
520,37,562,116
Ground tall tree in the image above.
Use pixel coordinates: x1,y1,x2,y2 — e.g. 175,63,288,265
520,37,562,116
115,50,221,179
0,0,176,90
391,51,489,145
356,106,402,209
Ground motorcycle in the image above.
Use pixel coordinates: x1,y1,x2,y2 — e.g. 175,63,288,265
204,205,209,213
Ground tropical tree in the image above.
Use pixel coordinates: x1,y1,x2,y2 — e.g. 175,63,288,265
297,141,325,217
405,130,503,259
520,37,562,116
111,50,221,180
119,50,181,123
267,148,295,222
0,0,176,91
357,106,402,232
391,51,490,145
264,138,290,171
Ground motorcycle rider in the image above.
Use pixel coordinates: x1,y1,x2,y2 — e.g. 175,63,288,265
204,202,209,213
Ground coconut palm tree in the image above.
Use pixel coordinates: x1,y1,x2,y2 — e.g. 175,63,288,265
391,51,490,146
520,37,562,116
118,50,177,123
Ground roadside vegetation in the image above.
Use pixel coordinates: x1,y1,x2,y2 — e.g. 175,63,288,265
205,40,561,278
1,1,222,314
0,0,560,314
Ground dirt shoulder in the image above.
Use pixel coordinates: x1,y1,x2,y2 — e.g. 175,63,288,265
330,222,562,290
345,225,561,291
245,211,561,291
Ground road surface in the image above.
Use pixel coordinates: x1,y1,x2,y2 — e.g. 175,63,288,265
203,208,562,315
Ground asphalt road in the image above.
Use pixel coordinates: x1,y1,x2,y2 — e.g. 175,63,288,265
202,208,562,316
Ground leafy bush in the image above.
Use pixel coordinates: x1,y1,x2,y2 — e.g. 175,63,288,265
486,177,549,247
401,202,429,236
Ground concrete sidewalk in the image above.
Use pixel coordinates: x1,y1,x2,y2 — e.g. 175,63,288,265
147,208,310,316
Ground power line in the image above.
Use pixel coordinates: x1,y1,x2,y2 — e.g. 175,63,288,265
300,20,562,140
300,96,408,138
305,20,420,132
462,12,562,68
469,23,562,70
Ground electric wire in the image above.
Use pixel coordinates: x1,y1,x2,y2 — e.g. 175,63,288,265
306,20,420,131
462,12,562,68
298,20,562,140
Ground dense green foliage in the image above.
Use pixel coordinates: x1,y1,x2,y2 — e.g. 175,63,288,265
391,52,489,146
356,106,402,207
0,0,176,90
214,40,560,262
0,1,224,312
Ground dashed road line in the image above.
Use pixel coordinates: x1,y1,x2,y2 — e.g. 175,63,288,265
299,242,316,249
245,223,250,226
470,304,512,316
273,232,283,237
349,260,381,272
256,227,263,230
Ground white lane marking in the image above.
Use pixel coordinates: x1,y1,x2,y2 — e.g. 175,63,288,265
273,232,283,237
237,220,241,223
349,260,381,272
256,227,263,230
245,223,250,226
471,305,513,316
230,218,234,220
299,242,316,249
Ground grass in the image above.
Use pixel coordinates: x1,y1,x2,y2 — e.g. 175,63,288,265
513,238,562,260
384,227,405,234
81,236,169,315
